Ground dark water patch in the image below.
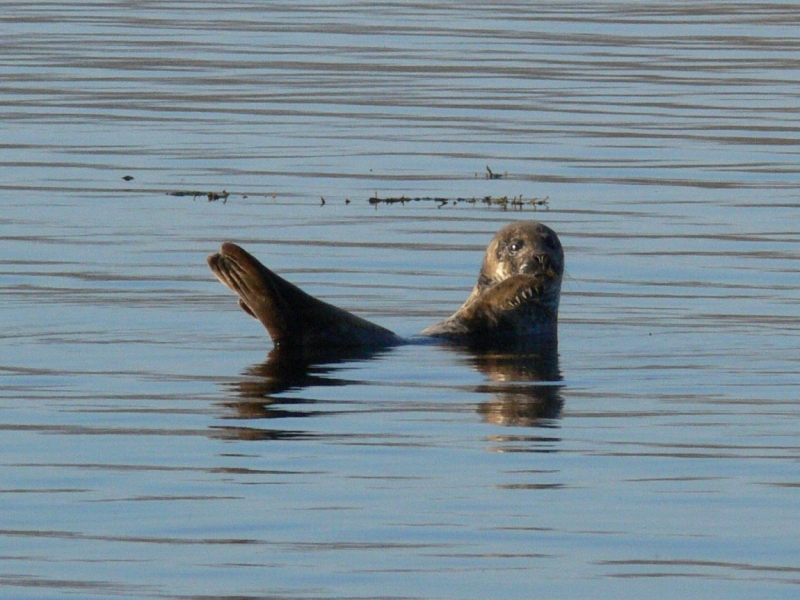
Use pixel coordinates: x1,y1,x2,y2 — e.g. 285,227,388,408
0,574,155,596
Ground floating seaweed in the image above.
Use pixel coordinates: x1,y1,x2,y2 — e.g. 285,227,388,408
207,190,229,202
164,187,547,211
485,165,505,179
168,190,230,203
368,194,549,211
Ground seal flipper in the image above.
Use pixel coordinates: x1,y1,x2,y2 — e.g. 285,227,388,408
420,274,557,342
237,298,258,319
208,243,400,348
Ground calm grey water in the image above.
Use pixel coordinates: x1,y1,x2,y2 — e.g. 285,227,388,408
2,2,800,599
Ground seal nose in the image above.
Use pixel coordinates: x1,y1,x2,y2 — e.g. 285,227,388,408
520,254,561,282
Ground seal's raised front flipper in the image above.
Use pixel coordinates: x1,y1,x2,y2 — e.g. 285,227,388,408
420,274,558,343
208,243,400,348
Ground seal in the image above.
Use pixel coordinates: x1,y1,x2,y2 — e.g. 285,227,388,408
207,221,563,350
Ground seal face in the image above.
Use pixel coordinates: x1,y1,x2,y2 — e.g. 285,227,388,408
207,221,563,350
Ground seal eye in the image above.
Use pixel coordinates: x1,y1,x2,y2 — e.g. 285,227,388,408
508,239,524,254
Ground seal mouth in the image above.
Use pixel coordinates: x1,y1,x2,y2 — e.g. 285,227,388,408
520,253,562,283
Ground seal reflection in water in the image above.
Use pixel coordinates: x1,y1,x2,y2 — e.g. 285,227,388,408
207,221,564,350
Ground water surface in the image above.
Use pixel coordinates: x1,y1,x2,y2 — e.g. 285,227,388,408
2,2,799,599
